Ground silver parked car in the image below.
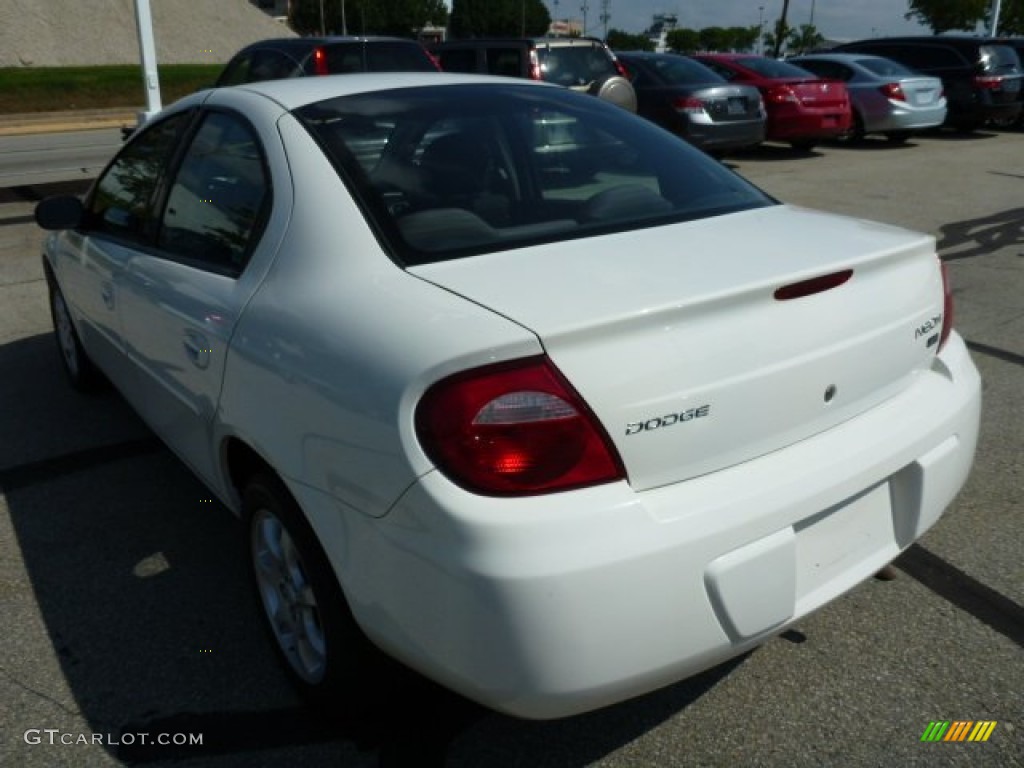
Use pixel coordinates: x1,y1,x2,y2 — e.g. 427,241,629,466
789,53,946,143
617,51,765,153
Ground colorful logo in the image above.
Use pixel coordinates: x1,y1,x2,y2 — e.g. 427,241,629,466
920,721,997,742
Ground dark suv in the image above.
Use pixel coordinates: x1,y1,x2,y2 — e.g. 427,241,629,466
831,36,1023,130
215,36,439,86
994,38,1024,125
429,37,637,112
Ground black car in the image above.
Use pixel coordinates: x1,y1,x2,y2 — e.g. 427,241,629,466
429,37,637,112
994,38,1024,126
215,36,438,86
831,36,1023,130
617,52,765,153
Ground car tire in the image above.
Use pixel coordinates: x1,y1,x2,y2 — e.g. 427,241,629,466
884,131,911,144
588,75,637,113
842,113,866,143
47,275,104,392
789,139,818,152
244,472,387,709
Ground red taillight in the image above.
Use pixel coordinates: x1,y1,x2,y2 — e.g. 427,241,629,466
766,85,798,104
312,47,329,76
939,261,954,351
974,74,1004,90
612,56,630,80
672,96,706,114
880,82,906,102
415,356,625,496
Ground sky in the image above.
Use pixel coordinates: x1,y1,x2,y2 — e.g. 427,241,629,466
539,0,936,42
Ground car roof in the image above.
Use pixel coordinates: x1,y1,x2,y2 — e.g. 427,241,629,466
792,52,891,65
840,35,1010,48
235,36,423,52
221,71,557,111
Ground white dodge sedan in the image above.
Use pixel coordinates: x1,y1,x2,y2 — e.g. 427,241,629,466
35,73,980,719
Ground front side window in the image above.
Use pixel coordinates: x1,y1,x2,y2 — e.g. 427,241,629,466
296,84,773,265
157,112,270,275
88,112,192,242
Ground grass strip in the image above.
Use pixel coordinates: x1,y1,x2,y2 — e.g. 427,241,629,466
0,65,223,113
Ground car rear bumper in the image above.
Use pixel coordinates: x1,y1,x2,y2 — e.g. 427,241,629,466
865,103,948,133
304,332,980,719
683,118,765,151
767,108,851,140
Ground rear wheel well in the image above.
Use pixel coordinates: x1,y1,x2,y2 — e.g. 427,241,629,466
224,438,276,499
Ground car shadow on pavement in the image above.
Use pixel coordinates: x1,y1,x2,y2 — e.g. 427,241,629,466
1,331,748,767
937,206,1024,261
726,144,824,163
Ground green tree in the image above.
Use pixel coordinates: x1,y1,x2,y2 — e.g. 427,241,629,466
904,0,987,33
449,0,551,38
606,29,654,52
725,26,760,52
665,28,701,53
290,0,448,37
786,24,825,54
993,0,1024,33
698,26,729,52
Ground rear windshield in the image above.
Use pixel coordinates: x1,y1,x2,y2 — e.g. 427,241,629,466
537,45,618,86
856,57,917,77
632,55,725,85
735,57,816,79
324,41,436,73
978,44,1022,74
295,84,774,265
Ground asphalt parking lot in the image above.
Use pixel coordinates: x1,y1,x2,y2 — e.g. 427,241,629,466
0,128,1021,767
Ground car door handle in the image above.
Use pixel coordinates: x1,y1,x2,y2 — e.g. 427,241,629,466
182,331,211,370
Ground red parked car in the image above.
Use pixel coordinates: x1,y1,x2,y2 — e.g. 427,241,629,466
691,54,852,151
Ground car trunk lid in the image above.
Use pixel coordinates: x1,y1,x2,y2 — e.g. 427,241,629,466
409,205,944,492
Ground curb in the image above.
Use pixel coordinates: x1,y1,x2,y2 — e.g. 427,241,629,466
0,109,139,137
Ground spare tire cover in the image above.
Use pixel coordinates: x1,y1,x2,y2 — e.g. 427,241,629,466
589,75,637,113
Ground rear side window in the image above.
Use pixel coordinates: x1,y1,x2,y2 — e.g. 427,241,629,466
248,49,303,82
157,112,270,275
856,57,916,78
486,48,526,78
736,57,818,79
792,59,852,81
979,45,1022,74
890,45,966,70
645,55,725,85
296,84,774,265
436,48,478,73
333,42,436,73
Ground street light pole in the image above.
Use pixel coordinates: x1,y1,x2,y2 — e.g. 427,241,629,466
758,6,764,55
132,0,162,125
990,0,1002,35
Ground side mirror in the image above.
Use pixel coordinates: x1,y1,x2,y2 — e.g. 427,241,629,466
34,195,85,231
